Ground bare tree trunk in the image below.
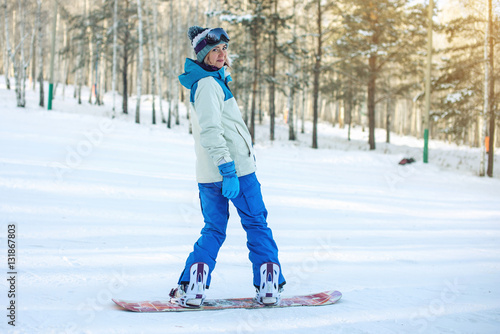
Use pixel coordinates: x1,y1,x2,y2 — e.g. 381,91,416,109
47,0,57,108
287,83,296,141
135,0,143,124
486,0,495,177
480,0,491,176
346,79,353,141
312,0,322,149
301,56,306,134
167,0,174,128
242,29,250,126
386,98,391,143
367,52,377,150
17,0,26,107
122,0,130,114
250,27,259,144
77,29,83,105
123,47,130,114
258,71,263,124
129,53,135,102
2,34,10,90
145,0,156,124
61,21,69,100
86,0,94,104
11,0,34,108
77,0,87,105
249,3,264,145
3,0,11,89
31,14,36,92
151,0,163,124
174,0,181,125
97,20,106,105
287,0,297,141
112,0,118,116
367,1,379,150
36,0,44,107
53,13,62,100
269,0,277,141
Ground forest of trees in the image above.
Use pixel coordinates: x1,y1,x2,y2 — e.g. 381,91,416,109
1,0,499,176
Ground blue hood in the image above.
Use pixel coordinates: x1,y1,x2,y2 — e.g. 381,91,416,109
178,58,233,102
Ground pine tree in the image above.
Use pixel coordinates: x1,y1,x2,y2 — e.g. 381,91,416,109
338,0,427,150
435,1,498,176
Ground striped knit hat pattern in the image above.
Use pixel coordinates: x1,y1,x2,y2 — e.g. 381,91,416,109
188,26,229,63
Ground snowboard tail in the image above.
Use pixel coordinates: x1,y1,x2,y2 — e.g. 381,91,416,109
112,290,341,312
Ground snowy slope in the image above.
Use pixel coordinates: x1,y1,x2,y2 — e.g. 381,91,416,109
1,78,500,334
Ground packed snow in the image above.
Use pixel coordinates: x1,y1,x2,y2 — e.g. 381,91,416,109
1,77,499,334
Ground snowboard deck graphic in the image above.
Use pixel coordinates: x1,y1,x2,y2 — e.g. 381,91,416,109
112,290,342,312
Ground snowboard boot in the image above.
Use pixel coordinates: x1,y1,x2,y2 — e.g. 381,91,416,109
255,262,283,306
170,262,208,307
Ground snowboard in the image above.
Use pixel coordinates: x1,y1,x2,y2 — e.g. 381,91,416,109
112,290,341,312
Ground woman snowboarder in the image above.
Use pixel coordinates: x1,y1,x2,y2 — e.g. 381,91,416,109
170,26,286,308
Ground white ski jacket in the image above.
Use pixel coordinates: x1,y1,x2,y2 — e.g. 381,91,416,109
179,59,256,183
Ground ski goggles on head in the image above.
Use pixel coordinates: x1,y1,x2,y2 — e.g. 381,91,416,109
205,28,230,45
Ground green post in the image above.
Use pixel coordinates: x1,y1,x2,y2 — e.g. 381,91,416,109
48,0,57,110
423,129,429,163
423,0,433,163
48,83,54,110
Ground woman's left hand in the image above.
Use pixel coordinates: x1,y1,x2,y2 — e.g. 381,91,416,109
218,161,240,199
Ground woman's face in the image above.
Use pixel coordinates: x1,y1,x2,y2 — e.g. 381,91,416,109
204,43,228,69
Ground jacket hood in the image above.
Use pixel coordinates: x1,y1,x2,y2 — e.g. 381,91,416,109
179,58,232,90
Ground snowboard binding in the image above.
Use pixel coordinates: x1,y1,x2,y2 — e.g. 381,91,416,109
255,262,283,306
170,262,208,308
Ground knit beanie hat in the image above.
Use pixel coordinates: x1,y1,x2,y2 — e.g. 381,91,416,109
188,26,230,63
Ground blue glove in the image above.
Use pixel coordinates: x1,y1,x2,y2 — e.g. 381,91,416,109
218,161,240,199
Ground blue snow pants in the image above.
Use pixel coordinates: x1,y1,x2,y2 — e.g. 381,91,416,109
178,172,285,288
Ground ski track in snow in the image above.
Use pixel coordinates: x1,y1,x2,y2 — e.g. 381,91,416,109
1,78,500,333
